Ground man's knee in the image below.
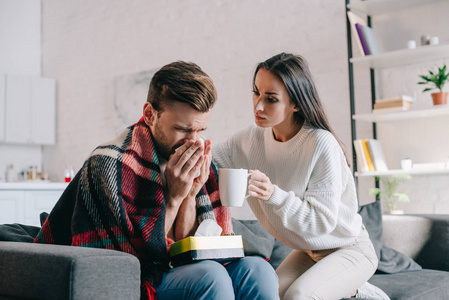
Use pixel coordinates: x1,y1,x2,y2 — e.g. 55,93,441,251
228,257,280,299
191,260,233,287
157,260,235,300
237,256,277,278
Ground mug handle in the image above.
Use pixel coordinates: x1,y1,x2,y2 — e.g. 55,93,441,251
245,173,252,198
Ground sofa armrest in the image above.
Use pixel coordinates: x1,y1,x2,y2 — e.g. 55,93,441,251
0,242,141,300
382,214,449,271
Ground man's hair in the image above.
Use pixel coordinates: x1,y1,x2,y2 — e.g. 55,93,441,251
147,61,217,112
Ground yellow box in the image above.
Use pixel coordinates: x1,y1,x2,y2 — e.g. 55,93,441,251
169,235,244,267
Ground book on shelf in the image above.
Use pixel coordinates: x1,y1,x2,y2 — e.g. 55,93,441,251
375,95,414,104
361,139,375,171
374,101,412,110
355,23,370,55
353,139,388,172
372,106,411,114
347,11,368,57
353,139,369,172
360,25,381,55
367,139,388,171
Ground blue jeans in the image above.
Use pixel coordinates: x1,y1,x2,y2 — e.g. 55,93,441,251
155,256,279,300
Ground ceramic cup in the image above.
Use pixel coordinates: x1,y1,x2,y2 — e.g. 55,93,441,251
407,40,417,49
218,168,250,207
401,158,413,170
430,36,439,46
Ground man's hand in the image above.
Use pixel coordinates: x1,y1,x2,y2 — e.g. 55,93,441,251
248,169,275,201
164,139,212,240
187,139,212,199
164,139,205,208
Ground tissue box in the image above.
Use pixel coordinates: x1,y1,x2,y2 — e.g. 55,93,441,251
169,235,244,267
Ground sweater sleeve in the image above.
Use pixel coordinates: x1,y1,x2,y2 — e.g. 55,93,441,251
211,138,233,169
212,127,251,169
260,140,347,247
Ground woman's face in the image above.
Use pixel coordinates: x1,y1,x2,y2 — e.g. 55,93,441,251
252,68,298,130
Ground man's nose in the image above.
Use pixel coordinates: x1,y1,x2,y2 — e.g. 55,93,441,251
185,132,201,141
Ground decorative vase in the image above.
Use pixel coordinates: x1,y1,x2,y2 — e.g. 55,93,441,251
431,91,448,105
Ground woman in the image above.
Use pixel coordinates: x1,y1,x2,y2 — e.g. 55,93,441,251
212,53,389,300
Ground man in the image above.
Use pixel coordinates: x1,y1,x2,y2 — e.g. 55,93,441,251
35,61,279,299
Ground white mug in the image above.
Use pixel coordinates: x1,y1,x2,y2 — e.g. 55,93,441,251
407,40,416,49
430,36,439,46
401,158,413,170
218,168,250,207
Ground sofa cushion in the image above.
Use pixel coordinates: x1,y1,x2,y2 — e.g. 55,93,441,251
370,269,449,300
413,215,449,272
232,218,292,269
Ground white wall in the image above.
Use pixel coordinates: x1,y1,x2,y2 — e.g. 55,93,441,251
0,0,43,181
0,0,41,76
36,0,449,216
40,1,350,174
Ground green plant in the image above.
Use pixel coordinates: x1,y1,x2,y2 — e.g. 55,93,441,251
369,174,412,213
418,65,449,93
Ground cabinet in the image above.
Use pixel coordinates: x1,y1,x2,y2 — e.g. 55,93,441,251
0,191,24,225
0,183,68,227
346,0,449,179
1,74,56,145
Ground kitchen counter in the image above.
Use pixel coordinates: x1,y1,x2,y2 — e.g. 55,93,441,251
0,181,69,190
0,182,69,226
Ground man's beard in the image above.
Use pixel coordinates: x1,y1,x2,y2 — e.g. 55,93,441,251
151,121,176,160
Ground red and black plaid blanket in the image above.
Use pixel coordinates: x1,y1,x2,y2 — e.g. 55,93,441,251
34,119,232,299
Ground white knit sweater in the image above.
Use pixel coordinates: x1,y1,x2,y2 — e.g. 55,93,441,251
212,124,362,250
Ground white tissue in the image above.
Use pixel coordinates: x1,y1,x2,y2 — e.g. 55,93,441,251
194,219,223,236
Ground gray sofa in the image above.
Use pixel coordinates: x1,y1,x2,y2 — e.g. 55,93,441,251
369,214,449,299
0,214,448,299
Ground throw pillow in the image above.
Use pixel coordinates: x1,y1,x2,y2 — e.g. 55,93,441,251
359,200,421,273
0,223,40,242
231,218,275,261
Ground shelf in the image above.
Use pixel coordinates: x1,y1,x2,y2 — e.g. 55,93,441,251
350,44,449,69
353,105,449,123
355,167,449,177
347,0,448,16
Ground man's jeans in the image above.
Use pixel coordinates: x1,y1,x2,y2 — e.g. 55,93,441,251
155,256,280,299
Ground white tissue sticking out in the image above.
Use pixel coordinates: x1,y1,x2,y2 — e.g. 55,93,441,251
194,219,223,236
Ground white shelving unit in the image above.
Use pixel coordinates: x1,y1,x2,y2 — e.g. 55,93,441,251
353,105,449,123
350,44,449,69
347,0,449,179
355,167,449,178
347,0,447,16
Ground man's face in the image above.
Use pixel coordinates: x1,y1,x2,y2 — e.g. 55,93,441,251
143,102,210,160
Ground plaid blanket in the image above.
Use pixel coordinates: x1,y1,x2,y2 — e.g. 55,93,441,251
34,119,232,299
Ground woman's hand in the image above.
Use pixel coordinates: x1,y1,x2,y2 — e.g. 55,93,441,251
248,169,275,201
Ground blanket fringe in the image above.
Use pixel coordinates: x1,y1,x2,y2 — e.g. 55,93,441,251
141,280,157,300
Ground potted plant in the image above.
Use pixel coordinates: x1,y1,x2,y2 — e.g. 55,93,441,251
418,65,449,105
369,174,412,214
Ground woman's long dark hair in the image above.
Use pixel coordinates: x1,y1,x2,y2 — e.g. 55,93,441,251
253,53,349,165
